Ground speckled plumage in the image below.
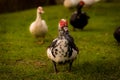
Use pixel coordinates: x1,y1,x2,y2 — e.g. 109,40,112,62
47,19,79,73
47,35,78,64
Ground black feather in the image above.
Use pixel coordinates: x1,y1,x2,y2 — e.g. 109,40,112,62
64,31,79,56
48,39,58,48
113,26,120,43
70,3,89,30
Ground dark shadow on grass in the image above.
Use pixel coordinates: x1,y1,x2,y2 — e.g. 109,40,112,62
82,28,104,32
72,58,120,80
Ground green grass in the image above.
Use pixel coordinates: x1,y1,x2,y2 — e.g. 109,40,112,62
0,1,120,80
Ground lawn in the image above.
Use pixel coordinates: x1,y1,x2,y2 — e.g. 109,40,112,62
0,1,120,80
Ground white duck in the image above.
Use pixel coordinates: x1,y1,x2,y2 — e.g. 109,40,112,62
29,6,48,44
81,0,100,7
64,0,100,8
64,0,80,8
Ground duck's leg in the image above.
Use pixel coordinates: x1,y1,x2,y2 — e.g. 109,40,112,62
37,36,44,44
69,61,73,72
52,61,58,73
39,39,44,44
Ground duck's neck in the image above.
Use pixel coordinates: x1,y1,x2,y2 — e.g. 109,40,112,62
77,5,83,14
58,30,69,39
58,30,64,39
36,12,42,22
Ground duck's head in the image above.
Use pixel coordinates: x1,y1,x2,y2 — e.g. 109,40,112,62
79,1,85,6
37,6,44,14
58,19,68,32
77,1,85,9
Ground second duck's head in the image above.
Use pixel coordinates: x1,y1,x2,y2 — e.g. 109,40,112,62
37,6,44,14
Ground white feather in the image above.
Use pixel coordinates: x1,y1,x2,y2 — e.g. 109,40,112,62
81,0,100,6
29,7,48,38
47,38,78,63
64,0,100,8
64,0,80,8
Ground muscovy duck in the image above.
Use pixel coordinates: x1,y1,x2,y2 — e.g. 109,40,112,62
70,1,90,30
47,19,79,73
29,6,48,44
113,26,120,43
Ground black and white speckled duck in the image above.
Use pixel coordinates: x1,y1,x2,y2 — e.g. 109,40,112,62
47,19,79,73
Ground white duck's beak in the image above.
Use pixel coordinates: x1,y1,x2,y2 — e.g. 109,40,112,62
39,9,44,14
